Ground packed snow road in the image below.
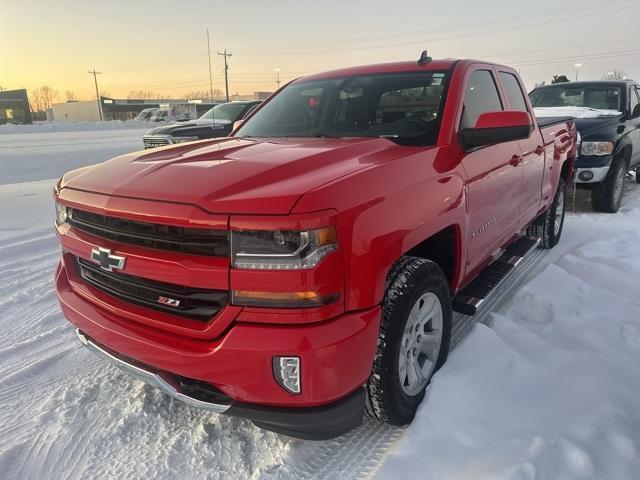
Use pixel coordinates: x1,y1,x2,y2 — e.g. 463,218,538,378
1,125,639,480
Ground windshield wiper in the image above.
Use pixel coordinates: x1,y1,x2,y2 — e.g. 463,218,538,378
314,132,340,138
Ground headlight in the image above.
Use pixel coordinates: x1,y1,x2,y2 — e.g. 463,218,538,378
172,136,199,144
232,227,337,270
55,201,68,226
581,141,613,156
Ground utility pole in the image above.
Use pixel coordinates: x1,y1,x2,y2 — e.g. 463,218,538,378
206,29,214,104
275,68,282,89
88,69,103,120
574,63,582,82
217,49,232,102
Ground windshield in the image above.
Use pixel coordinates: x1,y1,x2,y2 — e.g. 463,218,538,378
530,85,622,111
235,71,449,145
199,103,247,122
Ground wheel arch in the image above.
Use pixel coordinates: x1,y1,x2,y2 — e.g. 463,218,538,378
388,224,462,293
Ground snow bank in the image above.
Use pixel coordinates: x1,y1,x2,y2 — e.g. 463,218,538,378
534,106,622,118
0,128,147,184
0,120,155,135
375,190,640,480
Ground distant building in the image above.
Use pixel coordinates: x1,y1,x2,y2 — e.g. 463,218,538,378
51,100,102,122
0,89,32,124
49,92,270,122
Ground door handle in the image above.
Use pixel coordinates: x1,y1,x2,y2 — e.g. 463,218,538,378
509,155,522,167
534,145,545,155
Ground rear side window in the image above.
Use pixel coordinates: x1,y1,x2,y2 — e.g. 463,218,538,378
499,72,528,111
630,87,639,116
461,70,503,129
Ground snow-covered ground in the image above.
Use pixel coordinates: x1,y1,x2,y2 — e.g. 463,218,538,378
0,124,639,479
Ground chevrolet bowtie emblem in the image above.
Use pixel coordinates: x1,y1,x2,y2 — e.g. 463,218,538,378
90,247,126,272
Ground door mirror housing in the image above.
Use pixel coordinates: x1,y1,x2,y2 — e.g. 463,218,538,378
461,111,533,150
632,104,640,119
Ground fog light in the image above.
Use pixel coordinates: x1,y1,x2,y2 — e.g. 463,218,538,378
578,170,594,181
273,356,301,394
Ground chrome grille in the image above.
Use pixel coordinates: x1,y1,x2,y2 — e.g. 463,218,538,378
143,136,172,149
68,208,228,257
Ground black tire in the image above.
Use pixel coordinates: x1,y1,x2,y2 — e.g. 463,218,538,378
365,257,451,425
527,179,566,249
591,158,626,212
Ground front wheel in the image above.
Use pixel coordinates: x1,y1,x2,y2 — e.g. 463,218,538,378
527,179,566,249
592,159,626,212
365,257,451,425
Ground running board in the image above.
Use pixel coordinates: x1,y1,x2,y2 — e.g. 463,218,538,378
452,236,541,316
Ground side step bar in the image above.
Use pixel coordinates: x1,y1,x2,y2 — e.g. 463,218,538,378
452,236,541,316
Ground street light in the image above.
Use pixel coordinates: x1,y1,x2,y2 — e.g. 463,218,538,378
574,63,583,81
275,68,282,89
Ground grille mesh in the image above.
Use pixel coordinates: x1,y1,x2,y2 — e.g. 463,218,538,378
76,256,227,321
68,208,228,257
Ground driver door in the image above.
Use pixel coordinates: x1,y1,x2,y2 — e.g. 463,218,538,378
461,67,524,276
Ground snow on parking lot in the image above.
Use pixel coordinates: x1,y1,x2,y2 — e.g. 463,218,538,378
1,125,639,479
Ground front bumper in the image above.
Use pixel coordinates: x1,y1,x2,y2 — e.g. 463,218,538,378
574,166,610,183
56,258,380,438
76,328,366,439
573,154,613,183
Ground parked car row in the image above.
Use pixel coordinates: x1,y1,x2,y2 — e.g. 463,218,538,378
142,101,261,149
54,52,579,439
530,80,640,212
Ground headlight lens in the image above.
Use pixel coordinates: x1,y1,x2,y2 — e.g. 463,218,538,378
172,136,199,144
232,227,337,269
581,141,613,156
55,201,68,226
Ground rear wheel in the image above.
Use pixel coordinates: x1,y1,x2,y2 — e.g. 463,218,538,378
527,179,566,249
592,158,626,212
365,257,451,425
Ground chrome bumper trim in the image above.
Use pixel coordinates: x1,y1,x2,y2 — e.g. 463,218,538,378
76,329,231,413
574,166,610,183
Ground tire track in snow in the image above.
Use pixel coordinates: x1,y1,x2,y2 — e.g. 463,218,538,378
0,223,551,480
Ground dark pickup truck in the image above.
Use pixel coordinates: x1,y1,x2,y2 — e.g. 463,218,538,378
530,80,640,212
142,101,261,149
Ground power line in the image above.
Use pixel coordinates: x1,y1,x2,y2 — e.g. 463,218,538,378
237,0,636,56
235,0,629,54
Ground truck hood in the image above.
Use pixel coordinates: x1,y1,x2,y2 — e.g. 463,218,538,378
61,137,412,214
572,116,622,142
145,119,229,136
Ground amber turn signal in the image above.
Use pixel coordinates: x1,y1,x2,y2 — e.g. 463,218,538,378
232,290,339,308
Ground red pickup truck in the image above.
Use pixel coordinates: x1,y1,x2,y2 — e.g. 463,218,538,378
54,54,577,440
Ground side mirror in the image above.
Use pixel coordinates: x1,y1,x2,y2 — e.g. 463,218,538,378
632,104,640,119
461,111,533,150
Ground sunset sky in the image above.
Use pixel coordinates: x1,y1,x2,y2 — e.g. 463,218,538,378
2,0,640,101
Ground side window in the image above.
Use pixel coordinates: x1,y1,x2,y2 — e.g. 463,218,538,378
461,70,503,129
630,87,640,117
499,72,528,111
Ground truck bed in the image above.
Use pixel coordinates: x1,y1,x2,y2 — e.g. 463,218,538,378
536,116,574,128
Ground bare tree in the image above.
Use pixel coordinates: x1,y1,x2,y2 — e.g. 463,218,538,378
127,90,172,100
65,90,78,102
602,70,627,80
184,89,222,100
29,88,43,112
38,86,58,109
